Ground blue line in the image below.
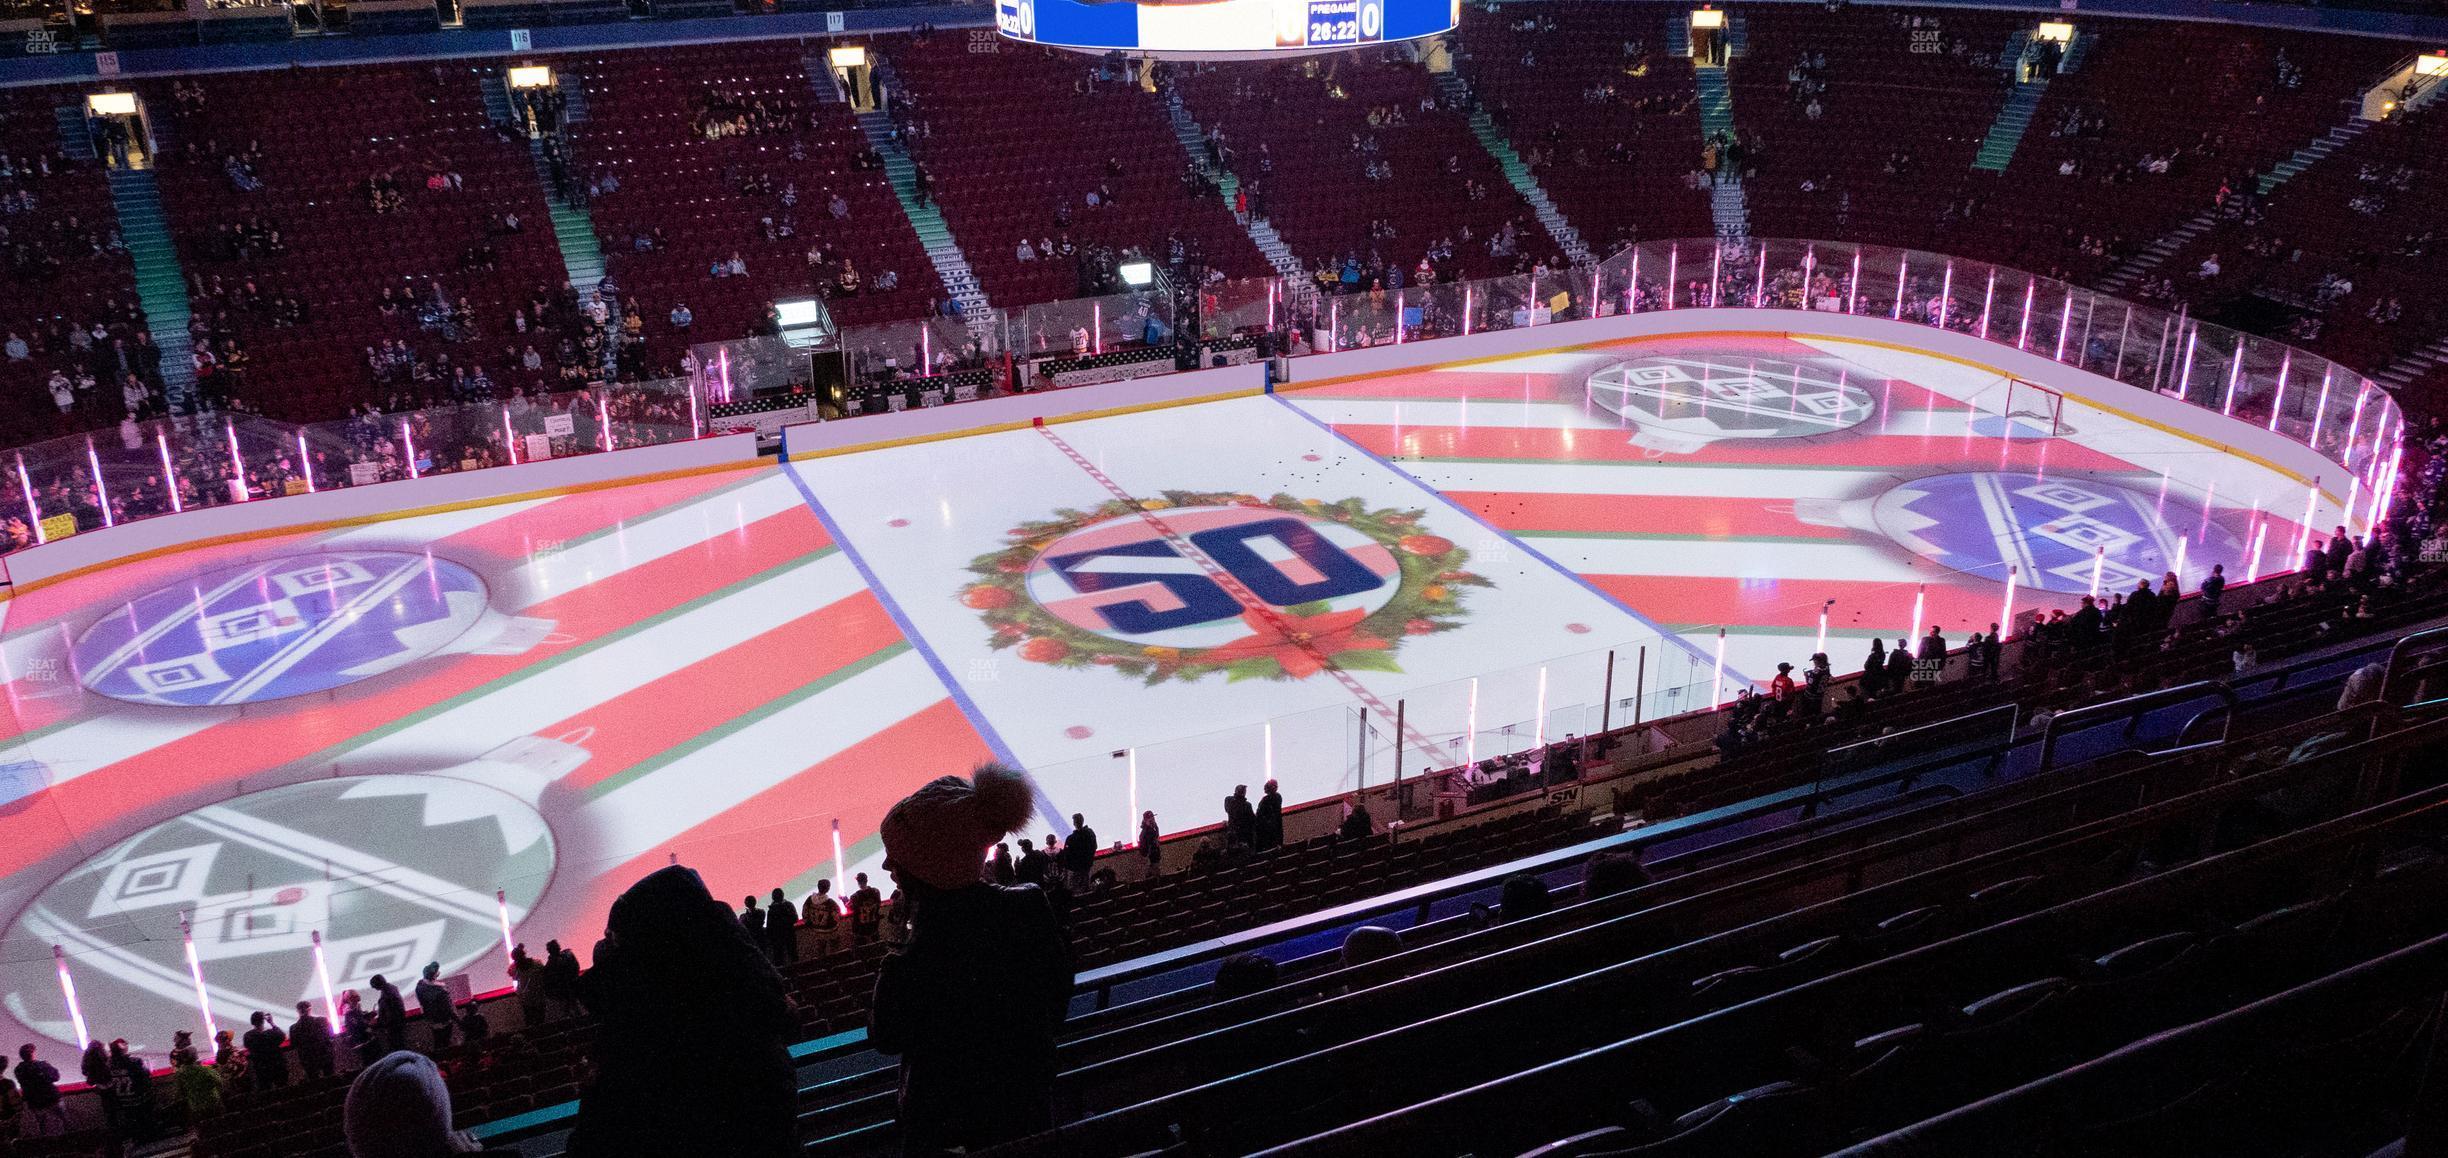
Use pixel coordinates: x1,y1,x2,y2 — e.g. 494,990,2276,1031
1269,393,1748,686
778,461,1054,828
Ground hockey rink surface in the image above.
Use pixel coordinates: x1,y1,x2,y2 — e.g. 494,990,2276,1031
0,330,2333,1054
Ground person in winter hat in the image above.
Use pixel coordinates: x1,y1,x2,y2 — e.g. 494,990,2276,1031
870,762,1073,1157
344,1050,510,1157
565,865,798,1157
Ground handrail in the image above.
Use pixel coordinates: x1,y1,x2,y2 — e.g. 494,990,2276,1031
2037,680,2240,775
2384,624,2448,708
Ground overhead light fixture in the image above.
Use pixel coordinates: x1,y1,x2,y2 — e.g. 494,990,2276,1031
776,298,823,329
2418,53,2448,77
1689,8,1724,29
86,91,137,116
1117,261,1155,288
828,45,868,69
507,65,554,90
2033,21,2075,43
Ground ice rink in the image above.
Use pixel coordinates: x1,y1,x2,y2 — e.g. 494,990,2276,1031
0,330,2345,1056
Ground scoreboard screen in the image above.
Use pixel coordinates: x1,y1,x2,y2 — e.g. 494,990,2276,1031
995,0,1455,54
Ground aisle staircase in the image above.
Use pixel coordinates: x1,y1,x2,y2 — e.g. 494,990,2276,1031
853,105,994,339
104,167,200,413
2096,116,2370,294
2374,334,2448,393
531,141,604,295
1974,59,2051,172
1694,64,1750,242
1429,71,1592,267
1164,94,1309,289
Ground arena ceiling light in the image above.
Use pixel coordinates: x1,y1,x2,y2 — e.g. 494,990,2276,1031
506,65,554,89
86,92,137,116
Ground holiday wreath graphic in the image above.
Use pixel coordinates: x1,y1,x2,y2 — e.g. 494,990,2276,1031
962,490,1488,684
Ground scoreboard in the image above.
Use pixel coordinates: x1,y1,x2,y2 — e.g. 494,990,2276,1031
995,0,1455,54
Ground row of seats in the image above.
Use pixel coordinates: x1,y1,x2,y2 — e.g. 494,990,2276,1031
875,33,1273,306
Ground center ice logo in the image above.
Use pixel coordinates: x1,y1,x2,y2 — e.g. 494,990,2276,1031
962,491,1488,684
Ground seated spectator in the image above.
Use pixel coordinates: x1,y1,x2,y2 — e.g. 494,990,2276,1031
1581,851,1651,899
1211,952,1281,1001
1499,873,1554,922
1340,925,1403,968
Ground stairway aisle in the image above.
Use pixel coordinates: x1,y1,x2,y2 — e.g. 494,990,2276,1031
1165,92,1311,293
1693,65,1750,243
530,141,605,295
104,167,201,414
1428,70,1594,267
1974,65,2051,173
853,106,995,342
2096,116,2370,295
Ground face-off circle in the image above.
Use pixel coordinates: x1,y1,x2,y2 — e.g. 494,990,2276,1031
1585,353,1877,449
1,773,553,1052
1023,505,1402,650
72,551,491,707
1873,471,2245,595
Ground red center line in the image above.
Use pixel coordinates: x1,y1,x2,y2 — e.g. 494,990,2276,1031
1032,426,1444,759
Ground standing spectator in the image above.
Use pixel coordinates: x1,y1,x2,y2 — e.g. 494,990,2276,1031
244,1011,290,1090
1061,813,1099,883
345,1050,515,1158
739,894,766,943
542,941,582,1017
13,1045,65,1138
766,887,801,966
342,990,380,1069
214,1030,246,1085
565,865,799,1157
1014,839,1051,885
2199,563,2227,615
457,1002,490,1045
849,873,885,944
1138,811,1162,871
81,1041,115,1136
107,1040,155,1144
1224,784,1256,849
173,1047,224,1124
1861,637,1888,697
1884,637,1916,691
371,974,410,1054
805,881,840,945
509,945,548,1028
989,842,1017,885
871,763,1072,1157
293,1001,336,1082
414,964,455,1052
1255,780,1284,851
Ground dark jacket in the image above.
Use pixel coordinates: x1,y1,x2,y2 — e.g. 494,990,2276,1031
870,884,1072,1156
416,978,454,1024
290,1016,335,1072
1224,793,1257,846
1061,826,1098,875
1254,789,1284,850
373,984,409,1035
567,866,798,1158
243,1025,288,1082
13,1058,60,1108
